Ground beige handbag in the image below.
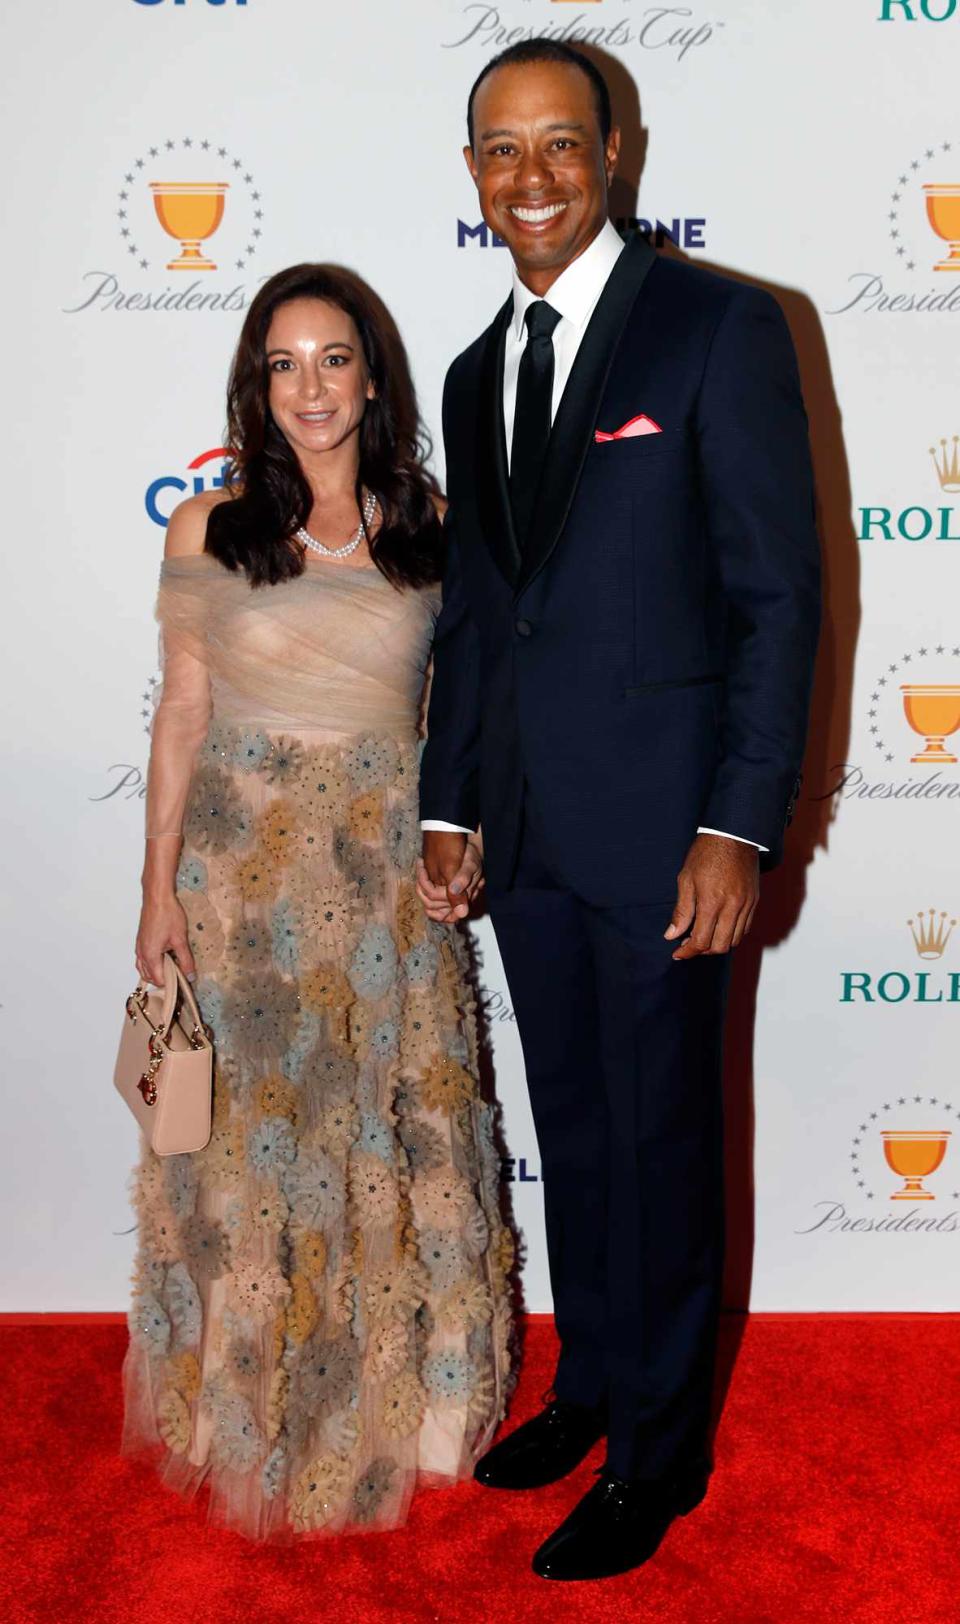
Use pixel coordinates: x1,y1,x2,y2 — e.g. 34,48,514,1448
114,951,213,1156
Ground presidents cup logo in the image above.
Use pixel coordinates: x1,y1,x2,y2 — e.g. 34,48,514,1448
818,641,960,804
855,1109,954,1203
866,645,960,765
89,674,159,810
150,181,230,273
880,1129,951,1199
840,908,960,1004
798,1097,959,1235
64,137,265,316
443,4,723,63
828,139,960,315
858,434,960,542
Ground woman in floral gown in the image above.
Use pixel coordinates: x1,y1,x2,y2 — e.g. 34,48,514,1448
124,264,513,1541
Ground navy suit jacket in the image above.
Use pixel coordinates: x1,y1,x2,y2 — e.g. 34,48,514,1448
420,233,821,906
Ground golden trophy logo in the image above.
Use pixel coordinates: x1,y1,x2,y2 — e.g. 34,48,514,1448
908,909,957,960
923,183,960,272
64,136,264,315
860,643,960,769
845,1096,960,1210
149,181,230,272
881,1129,951,1200
900,682,960,762
930,434,960,494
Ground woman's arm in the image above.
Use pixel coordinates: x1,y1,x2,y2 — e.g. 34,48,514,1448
135,497,215,984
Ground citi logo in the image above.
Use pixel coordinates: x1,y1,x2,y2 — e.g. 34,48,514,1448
145,446,229,526
878,1,958,18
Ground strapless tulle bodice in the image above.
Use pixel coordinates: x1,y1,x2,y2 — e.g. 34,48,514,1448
158,554,440,739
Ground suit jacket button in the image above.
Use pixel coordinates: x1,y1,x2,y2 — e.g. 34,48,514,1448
515,618,533,638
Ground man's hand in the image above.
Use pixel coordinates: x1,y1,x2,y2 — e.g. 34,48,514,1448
418,830,485,923
665,833,759,961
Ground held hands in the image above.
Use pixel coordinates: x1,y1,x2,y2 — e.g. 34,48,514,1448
665,832,760,960
418,830,485,924
135,894,197,988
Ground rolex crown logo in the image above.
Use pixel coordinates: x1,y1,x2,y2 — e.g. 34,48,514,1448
929,435,960,495
907,908,957,961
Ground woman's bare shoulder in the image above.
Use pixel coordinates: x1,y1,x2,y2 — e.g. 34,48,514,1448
163,489,231,558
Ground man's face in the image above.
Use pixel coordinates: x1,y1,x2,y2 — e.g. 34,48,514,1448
465,60,620,291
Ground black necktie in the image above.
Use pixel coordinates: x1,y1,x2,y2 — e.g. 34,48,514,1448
509,299,562,554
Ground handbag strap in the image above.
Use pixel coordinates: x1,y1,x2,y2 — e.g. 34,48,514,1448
161,952,208,1044
172,955,207,1042
131,953,207,1047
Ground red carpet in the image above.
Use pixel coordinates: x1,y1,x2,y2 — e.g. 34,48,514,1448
2,1315,958,1624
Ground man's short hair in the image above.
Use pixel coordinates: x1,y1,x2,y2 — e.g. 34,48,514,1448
466,41,613,149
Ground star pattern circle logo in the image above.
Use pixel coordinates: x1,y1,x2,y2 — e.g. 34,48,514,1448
850,1099,959,1202
866,643,960,762
116,138,264,273
888,140,955,274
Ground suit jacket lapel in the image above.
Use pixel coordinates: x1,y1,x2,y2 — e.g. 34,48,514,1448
516,231,658,596
474,296,520,588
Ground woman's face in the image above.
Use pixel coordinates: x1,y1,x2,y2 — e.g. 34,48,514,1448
265,297,374,461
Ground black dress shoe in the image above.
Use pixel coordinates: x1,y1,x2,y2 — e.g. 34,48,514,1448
532,1462,709,1580
473,1400,606,1490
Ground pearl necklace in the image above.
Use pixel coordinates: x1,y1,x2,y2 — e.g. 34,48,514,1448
296,489,378,559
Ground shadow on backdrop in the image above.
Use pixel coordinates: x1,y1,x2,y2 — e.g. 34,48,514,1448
585,44,859,1427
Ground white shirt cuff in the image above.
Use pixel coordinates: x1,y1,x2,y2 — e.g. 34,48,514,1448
697,825,768,853
421,820,474,834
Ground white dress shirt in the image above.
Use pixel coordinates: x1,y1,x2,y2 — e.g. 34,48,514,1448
423,219,765,852
502,217,626,470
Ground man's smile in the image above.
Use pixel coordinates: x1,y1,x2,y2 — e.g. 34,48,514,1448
508,201,569,226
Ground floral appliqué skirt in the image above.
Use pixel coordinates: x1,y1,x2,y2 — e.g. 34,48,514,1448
122,721,514,1541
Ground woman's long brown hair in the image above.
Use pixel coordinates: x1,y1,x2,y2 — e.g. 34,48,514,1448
206,263,443,590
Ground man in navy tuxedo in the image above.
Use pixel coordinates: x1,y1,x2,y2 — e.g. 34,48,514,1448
418,42,820,1581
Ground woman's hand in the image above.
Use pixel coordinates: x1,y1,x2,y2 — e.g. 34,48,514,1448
418,831,485,923
135,894,196,987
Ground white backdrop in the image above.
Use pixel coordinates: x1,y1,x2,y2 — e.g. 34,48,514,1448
2,0,958,1312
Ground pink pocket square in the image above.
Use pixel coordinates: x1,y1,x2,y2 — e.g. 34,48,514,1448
594,414,662,443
